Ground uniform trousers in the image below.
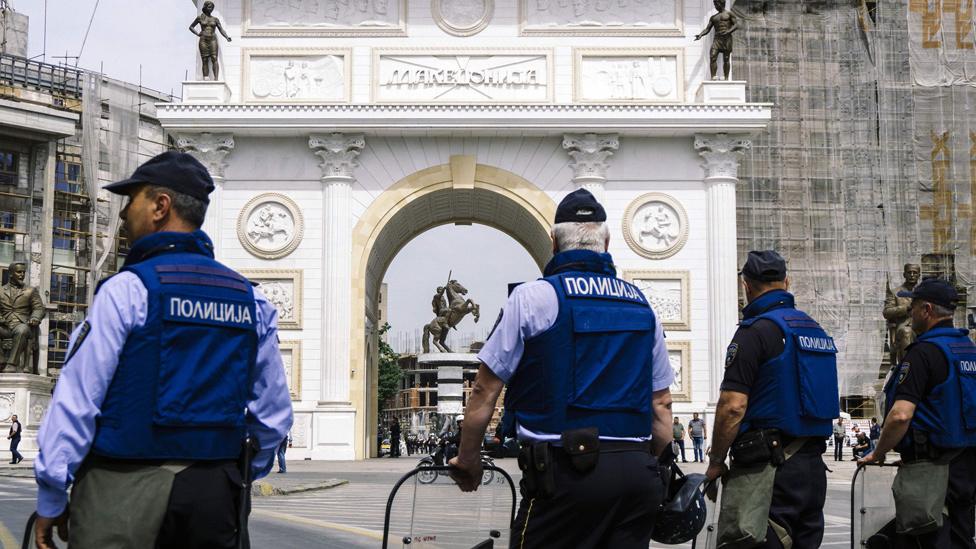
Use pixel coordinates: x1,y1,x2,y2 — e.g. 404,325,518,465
762,443,828,549
889,447,976,549
155,460,245,549
511,448,664,549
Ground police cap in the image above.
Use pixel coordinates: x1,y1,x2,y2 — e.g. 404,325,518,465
104,151,215,204
897,277,959,310
555,189,607,224
739,250,787,282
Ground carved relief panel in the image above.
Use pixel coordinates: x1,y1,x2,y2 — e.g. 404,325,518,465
243,0,406,36
521,0,681,36
374,49,552,103
279,340,302,401
432,0,493,36
623,192,689,260
237,193,305,260
575,49,683,102
240,269,303,330
0,393,13,422
291,412,311,448
29,393,51,424
243,49,350,103
667,340,691,402
622,270,690,331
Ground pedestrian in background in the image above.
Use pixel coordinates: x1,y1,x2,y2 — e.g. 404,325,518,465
276,435,290,474
706,250,839,549
390,418,401,458
32,152,293,549
869,417,880,451
689,412,707,463
673,416,688,463
7,414,22,464
833,418,845,461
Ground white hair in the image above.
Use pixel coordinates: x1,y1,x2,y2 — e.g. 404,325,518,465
551,222,609,253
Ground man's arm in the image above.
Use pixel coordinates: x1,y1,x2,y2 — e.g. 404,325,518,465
695,17,715,40
245,292,294,481
450,363,505,492
651,388,673,456
859,400,915,464
705,390,749,482
29,288,46,323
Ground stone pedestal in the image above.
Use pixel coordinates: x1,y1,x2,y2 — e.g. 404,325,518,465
696,80,747,104
181,80,231,104
0,373,56,458
418,352,479,419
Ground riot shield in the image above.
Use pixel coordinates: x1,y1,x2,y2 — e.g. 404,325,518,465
692,480,721,549
851,463,898,547
382,465,516,549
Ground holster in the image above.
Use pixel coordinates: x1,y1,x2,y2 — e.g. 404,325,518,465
729,429,784,467
517,442,555,499
561,427,600,474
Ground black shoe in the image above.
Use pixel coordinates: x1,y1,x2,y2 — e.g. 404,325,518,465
16,457,22,464
7,461,14,464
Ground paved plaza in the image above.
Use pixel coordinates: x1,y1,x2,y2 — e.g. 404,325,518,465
0,454,862,548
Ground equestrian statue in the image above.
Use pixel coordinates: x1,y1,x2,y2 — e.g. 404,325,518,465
422,274,480,353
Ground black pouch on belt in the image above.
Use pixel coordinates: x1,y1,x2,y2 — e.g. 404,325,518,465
561,427,600,474
533,442,556,499
517,444,538,497
730,429,781,467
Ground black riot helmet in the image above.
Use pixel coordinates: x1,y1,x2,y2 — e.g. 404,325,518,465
651,467,709,545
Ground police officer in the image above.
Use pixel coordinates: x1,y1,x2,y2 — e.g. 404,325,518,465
33,151,293,549
705,250,839,549
448,189,674,548
860,277,976,549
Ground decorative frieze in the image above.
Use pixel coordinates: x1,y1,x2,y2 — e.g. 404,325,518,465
433,0,493,36
243,0,406,36
575,49,683,103
666,340,691,402
279,340,303,401
520,0,682,36
374,50,552,103
240,269,304,330
623,270,690,331
243,49,350,103
237,193,305,260
622,192,689,260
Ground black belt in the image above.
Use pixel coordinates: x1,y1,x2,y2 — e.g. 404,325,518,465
545,440,654,455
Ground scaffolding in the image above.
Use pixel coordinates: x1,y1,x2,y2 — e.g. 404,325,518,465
734,1,975,411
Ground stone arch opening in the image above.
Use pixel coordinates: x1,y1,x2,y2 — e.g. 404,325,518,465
350,158,556,458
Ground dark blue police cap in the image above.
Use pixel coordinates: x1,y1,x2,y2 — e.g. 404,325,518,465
555,189,607,224
897,277,959,310
104,151,215,204
739,250,787,282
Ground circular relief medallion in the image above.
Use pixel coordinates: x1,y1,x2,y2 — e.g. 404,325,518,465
432,0,493,36
237,193,304,260
623,193,689,260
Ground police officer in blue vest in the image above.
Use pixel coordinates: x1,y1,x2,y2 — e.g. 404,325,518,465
448,189,675,548
860,277,976,549
32,151,293,549
706,250,839,549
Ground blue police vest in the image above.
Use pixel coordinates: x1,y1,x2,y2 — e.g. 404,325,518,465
883,327,976,450
504,250,657,438
92,230,258,460
739,290,840,437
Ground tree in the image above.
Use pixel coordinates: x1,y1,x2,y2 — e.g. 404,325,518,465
377,323,402,411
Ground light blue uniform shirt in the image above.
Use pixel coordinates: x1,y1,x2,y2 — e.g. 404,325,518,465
34,271,294,518
477,279,674,443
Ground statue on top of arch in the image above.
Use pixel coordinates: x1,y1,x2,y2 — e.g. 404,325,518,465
422,275,480,353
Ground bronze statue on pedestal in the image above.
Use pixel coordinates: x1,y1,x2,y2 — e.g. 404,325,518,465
189,1,232,81
0,262,45,374
883,263,921,369
422,278,480,353
695,0,738,80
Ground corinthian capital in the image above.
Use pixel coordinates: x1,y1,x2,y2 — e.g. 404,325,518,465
174,133,235,181
309,133,366,184
694,133,752,180
562,133,619,186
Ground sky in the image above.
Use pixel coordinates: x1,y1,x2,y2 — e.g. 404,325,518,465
16,1,546,354
18,0,197,96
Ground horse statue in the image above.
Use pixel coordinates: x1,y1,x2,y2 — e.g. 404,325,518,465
422,279,480,353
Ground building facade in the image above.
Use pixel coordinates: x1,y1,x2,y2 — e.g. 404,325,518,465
159,0,771,460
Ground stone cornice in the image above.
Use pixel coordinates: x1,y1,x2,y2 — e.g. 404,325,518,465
156,102,772,137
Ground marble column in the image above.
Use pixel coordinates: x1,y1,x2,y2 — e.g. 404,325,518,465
175,133,235,258
562,133,619,203
695,133,751,404
309,133,365,405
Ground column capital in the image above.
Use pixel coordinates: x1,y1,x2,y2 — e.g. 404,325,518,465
562,133,619,187
174,132,235,181
694,133,751,180
309,133,366,184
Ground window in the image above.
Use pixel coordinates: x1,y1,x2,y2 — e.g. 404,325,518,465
48,323,73,369
0,151,18,186
53,213,79,250
55,161,82,193
0,211,14,243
